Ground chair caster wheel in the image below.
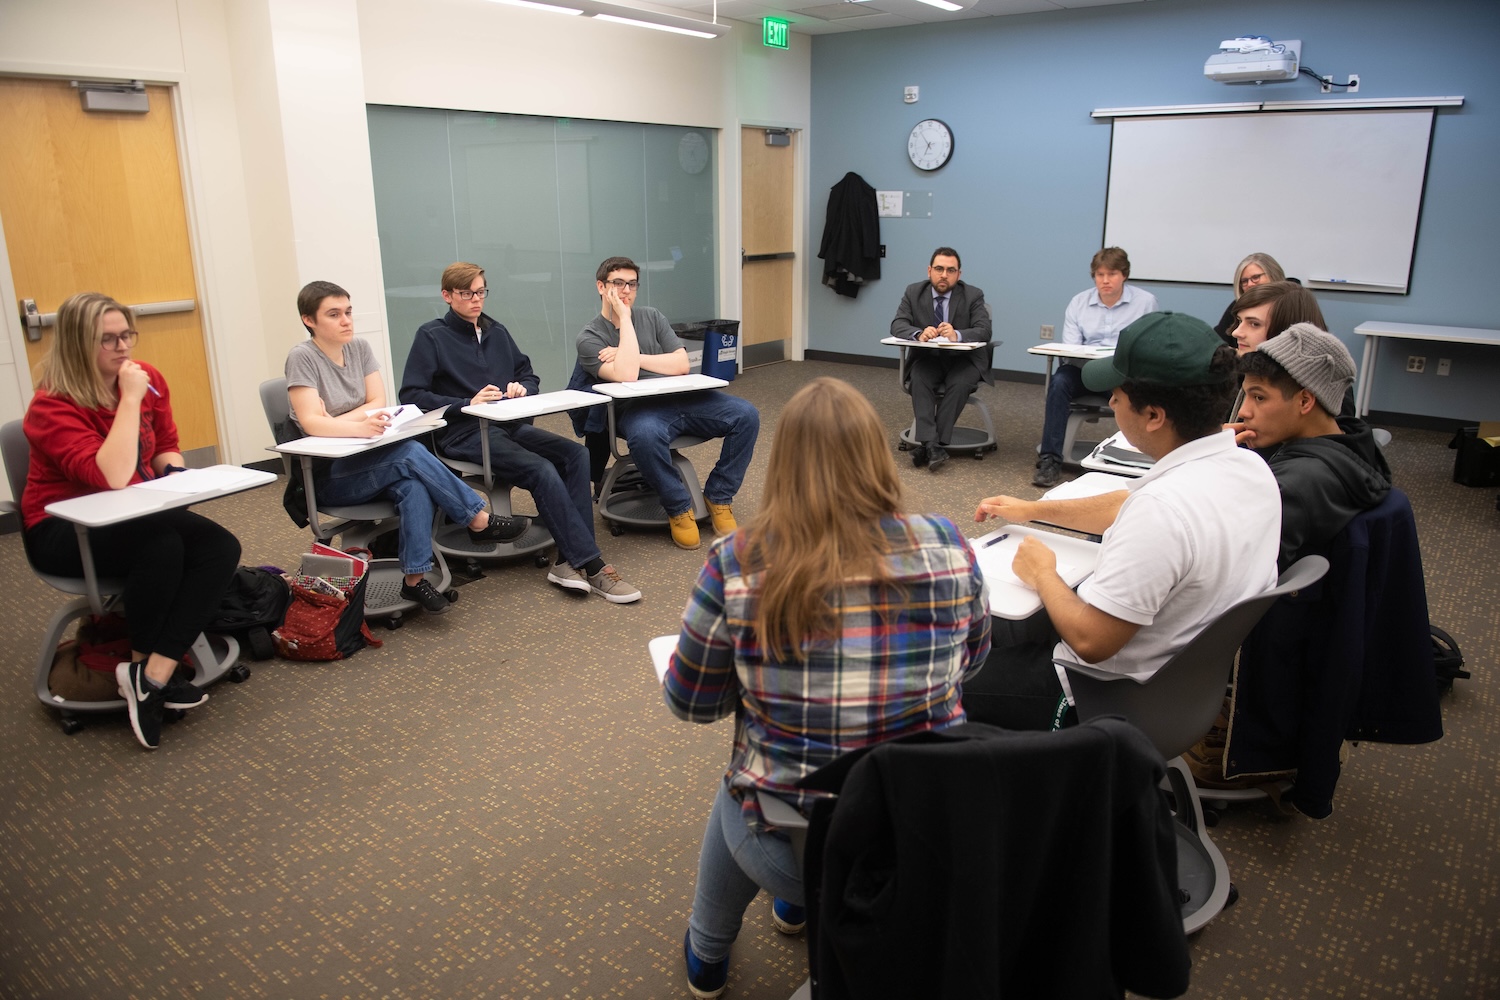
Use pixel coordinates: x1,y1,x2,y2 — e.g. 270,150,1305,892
973,451,984,460
445,589,460,604
534,554,550,569
463,558,485,579
60,716,84,736
898,442,910,452
229,664,252,683
609,523,625,537
384,616,403,630
1204,807,1221,828
1226,883,1239,907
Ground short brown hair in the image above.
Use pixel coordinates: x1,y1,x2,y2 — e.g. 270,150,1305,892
1091,247,1130,277
297,280,349,336
1233,281,1325,342
442,262,485,293
595,256,639,283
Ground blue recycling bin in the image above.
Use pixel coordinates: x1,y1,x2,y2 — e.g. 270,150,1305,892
672,320,740,382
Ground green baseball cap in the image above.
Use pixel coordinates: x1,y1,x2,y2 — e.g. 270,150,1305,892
1082,312,1227,392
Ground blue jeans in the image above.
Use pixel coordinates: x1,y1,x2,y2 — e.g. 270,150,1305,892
314,439,485,576
617,390,760,517
687,781,803,963
1039,362,1087,461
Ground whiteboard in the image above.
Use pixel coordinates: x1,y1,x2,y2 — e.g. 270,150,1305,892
1103,109,1434,293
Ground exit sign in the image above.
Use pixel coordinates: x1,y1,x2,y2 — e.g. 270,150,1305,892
763,17,789,49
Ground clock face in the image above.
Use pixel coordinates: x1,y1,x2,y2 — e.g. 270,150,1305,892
907,119,954,171
678,132,709,175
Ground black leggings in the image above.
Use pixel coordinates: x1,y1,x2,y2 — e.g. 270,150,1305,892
962,612,1068,732
27,509,241,663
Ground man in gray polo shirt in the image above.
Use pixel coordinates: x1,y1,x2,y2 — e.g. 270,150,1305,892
577,256,760,551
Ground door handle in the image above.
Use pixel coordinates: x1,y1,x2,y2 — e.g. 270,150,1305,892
18,297,195,342
20,299,41,342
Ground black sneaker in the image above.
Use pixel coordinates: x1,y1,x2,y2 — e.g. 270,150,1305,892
115,661,165,750
468,514,531,544
910,443,929,468
927,444,950,473
1032,454,1063,488
161,674,208,710
400,578,452,614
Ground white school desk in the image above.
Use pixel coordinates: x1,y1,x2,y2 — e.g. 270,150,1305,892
1351,321,1500,417
879,335,987,352
46,465,276,617
1027,342,1113,395
973,524,1101,620
462,388,609,487
271,412,448,460
1079,431,1153,478
586,372,729,400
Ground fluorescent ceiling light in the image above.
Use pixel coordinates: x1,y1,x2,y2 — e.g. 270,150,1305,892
491,0,584,12
913,0,963,10
592,13,718,37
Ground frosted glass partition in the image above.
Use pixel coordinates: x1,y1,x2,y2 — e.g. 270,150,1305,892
367,106,718,393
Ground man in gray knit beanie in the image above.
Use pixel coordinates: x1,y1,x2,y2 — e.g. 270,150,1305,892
1232,323,1391,570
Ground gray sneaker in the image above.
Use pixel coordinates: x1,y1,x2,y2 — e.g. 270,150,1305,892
547,561,591,594
588,565,642,604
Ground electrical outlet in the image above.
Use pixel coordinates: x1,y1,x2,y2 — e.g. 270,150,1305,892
1347,74,1360,93
879,244,886,258
1437,358,1452,376
1040,324,1055,340
1321,75,1332,94
1406,355,1426,373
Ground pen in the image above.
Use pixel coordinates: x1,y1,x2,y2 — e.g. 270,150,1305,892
980,532,1010,548
147,384,161,397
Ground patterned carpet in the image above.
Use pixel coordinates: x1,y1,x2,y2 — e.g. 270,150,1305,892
1,359,1494,999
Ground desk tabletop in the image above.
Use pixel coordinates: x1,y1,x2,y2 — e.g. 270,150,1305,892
589,373,728,398
46,465,276,528
273,417,448,459
1079,431,1152,478
879,336,985,351
973,524,1101,620
1352,321,1500,345
462,388,607,422
1026,342,1114,358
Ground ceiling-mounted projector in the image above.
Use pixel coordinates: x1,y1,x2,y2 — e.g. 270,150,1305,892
1205,37,1301,83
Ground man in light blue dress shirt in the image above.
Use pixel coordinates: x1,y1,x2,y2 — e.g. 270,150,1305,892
1034,247,1158,487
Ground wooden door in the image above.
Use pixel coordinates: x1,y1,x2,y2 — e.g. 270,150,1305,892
0,78,218,456
740,127,795,368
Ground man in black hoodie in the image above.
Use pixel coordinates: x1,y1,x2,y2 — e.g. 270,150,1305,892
1231,322,1391,570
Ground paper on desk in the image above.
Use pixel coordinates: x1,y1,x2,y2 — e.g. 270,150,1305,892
367,404,447,435
1042,472,1133,502
133,466,263,494
971,533,1088,592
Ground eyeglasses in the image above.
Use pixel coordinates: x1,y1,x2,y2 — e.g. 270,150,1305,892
1241,271,1267,288
452,288,490,301
929,265,960,275
100,330,139,350
604,279,640,291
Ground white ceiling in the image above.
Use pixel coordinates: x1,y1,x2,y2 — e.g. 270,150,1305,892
619,0,1152,37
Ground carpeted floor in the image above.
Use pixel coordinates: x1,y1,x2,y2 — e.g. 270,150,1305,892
1,359,1495,999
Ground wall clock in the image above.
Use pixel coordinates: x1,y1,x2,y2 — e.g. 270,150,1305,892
678,131,709,175
907,119,954,171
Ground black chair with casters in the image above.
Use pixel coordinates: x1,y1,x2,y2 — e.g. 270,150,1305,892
1060,553,1330,934
896,305,999,460
258,377,455,627
1,419,249,735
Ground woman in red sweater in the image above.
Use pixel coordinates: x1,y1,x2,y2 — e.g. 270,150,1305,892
23,292,241,750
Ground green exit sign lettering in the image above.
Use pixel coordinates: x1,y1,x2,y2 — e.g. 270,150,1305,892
763,17,789,49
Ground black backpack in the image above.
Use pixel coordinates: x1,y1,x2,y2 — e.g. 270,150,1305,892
209,567,293,660
1430,625,1469,694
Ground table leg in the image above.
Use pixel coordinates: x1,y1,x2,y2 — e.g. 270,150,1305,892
72,522,105,617
479,425,494,492
1356,336,1379,417
1043,356,1056,397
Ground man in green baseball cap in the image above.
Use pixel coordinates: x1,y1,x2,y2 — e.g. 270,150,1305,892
963,312,1283,730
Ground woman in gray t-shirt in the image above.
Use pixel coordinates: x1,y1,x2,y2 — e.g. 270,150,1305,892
284,281,529,613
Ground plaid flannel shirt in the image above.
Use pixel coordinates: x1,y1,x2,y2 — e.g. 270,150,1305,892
664,513,991,832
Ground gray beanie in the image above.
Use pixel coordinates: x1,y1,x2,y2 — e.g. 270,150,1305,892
1258,323,1355,416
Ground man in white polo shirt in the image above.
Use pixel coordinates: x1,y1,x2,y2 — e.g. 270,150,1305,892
966,311,1281,728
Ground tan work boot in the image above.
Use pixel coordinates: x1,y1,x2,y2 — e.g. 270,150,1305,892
669,511,701,550
707,502,737,535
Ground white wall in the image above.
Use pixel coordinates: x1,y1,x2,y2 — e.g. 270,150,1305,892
0,0,811,500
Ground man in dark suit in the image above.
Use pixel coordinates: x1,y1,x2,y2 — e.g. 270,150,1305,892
889,247,992,472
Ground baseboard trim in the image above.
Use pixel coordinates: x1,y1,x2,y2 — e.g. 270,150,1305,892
1365,411,1471,433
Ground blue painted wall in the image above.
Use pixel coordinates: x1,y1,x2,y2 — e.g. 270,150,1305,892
807,0,1499,421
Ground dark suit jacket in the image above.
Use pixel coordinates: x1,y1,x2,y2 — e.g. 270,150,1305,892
890,280,994,385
